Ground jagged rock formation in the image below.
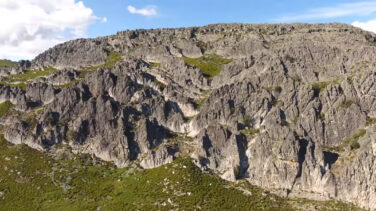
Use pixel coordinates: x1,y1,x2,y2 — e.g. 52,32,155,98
0,23,375,210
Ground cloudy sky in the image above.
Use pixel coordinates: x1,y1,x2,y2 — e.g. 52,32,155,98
1,0,376,60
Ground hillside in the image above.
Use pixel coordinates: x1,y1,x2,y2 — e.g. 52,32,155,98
0,23,375,210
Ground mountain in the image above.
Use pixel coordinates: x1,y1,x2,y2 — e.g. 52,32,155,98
0,23,375,210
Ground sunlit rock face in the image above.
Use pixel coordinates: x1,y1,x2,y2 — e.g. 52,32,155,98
1,23,376,209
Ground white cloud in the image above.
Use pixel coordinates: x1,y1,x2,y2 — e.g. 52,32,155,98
353,19,376,33
127,5,157,16
274,1,376,22
0,0,104,60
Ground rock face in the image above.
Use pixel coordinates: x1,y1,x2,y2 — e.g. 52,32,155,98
0,23,375,209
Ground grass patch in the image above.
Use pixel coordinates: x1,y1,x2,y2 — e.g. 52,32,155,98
242,115,254,127
312,81,330,95
0,82,27,91
84,51,122,72
0,67,58,90
79,51,122,79
5,67,58,83
324,129,366,152
347,75,354,84
241,128,260,136
0,60,16,68
366,117,376,126
318,113,326,121
0,101,13,118
337,100,354,109
290,75,301,82
182,54,232,80
192,97,207,110
149,62,160,69
290,197,365,211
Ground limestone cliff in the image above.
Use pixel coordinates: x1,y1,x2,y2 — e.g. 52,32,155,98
0,23,375,209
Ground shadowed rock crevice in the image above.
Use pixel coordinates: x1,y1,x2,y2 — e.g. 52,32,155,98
235,133,249,179
323,151,339,168
296,139,308,178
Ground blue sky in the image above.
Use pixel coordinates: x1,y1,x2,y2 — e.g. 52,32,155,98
83,0,376,38
1,0,376,60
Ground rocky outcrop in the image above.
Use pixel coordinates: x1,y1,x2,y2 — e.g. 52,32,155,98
0,23,375,209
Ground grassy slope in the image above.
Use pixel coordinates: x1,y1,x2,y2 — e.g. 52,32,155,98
0,101,13,118
0,60,16,68
0,135,363,211
0,67,58,91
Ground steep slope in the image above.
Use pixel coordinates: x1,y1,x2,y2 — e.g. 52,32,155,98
0,136,362,210
0,23,375,209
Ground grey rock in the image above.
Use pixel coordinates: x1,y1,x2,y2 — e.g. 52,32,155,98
1,23,376,209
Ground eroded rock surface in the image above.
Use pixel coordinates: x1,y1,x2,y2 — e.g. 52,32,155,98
0,23,375,209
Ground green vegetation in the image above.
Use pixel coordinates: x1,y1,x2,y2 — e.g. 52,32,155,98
84,51,122,73
0,82,27,91
325,129,366,152
153,79,166,91
271,99,280,107
79,51,122,79
242,115,254,127
366,117,376,126
337,100,354,109
318,112,326,121
0,60,16,68
0,135,363,210
196,40,207,51
0,101,13,118
192,97,207,110
182,54,232,80
290,75,302,82
312,81,331,94
347,75,354,84
241,128,260,136
6,67,58,82
104,51,122,69
22,112,39,135
0,136,293,210
0,67,58,91
149,62,161,69
289,198,364,211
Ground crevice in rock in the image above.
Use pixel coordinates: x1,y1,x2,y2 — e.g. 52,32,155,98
202,134,212,157
235,133,249,179
288,138,308,195
296,139,308,178
323,151,339,168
